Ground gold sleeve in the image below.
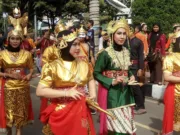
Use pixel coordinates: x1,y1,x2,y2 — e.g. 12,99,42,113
27,52,33,69
42,46,59,64
39,63,53,87
163,55,173,73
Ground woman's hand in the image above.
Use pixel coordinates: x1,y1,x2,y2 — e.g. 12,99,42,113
66,85,83,100
22,73,32,81
129,75,135,82
112,76,127,86
88,93,96,101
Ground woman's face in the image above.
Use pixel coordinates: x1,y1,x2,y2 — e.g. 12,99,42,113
113,28,127,45
69,38,81,58
142,25,147,32
9,35,21,48
153,25,159,32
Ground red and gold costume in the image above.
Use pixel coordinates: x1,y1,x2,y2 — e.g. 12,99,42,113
39,31,96,135
163,53,180,134
0,48,34,133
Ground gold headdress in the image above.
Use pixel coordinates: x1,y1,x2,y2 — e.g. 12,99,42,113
78,25,86,34
7,29,23,41
54,21,66,37
173,23,180,28
77,25,87,38
13,7,21,15
59,31,77,49
107,17,130,36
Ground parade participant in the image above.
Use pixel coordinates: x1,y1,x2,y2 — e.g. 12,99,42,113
162,31,180,134
87,20,95,56
135,24,149,57
78,25,95,69
166,23,180,51
41,21,66,65
35,30,54,72
147,23,166,85
99,31,110,50
8,7,28,35
36,30,96,135
129,27,146,115
141,23,148,39
0,29,34,135
39,22,68,116
94,18,136,135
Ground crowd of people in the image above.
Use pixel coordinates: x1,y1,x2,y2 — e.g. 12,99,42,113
0,7,180,135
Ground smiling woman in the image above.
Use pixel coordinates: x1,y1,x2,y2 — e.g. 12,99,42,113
94,18,136,135
0,29,34,135
36,30,96,135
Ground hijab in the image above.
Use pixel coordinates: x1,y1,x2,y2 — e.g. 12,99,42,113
150,23,162,50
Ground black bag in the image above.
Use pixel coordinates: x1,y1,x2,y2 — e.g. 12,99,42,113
146,51,161,62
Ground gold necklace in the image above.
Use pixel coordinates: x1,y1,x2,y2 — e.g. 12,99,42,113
7,51,20,62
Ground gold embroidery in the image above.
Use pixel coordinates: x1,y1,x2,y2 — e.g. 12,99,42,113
174,95,180,131
105,46,131,70
4,87,31,128
55,104,66,111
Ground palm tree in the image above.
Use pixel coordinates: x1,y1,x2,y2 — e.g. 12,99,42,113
89,0,100,53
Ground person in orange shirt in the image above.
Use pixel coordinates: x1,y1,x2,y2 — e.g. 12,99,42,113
135,24,149,57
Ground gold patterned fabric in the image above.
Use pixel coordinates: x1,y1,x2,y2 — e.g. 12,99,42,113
163,53,180,129
0,49,33,128
4,87,31,128
40,58,93,88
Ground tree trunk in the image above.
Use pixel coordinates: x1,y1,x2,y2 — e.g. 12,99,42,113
89,0,100,54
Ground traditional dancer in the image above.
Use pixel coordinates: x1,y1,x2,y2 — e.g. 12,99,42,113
163,31,180,134
0,29,34,135
94,18,136,135
36,30,96,135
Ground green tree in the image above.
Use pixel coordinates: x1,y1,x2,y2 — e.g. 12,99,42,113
132,0,180,34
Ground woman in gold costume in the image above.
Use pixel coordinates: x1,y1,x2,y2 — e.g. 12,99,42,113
36,30,96,135
163,31,180,135
0,29,34,135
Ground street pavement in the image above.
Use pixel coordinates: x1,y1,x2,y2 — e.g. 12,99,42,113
3,76,179,135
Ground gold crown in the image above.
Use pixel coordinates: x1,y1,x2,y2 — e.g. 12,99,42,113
8,29,23,41
78,25,86,34
13,7,21,14
107,17,130,36
54,21,66,36
62,31,77,42
59,31,77,49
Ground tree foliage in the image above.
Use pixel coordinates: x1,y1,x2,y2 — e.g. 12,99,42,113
99,0,118,24
132,0,180,34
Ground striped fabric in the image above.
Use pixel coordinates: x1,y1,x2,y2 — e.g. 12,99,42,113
107,106,136,134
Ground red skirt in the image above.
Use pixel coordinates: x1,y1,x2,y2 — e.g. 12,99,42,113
40,97,96,135
162,83,175,135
